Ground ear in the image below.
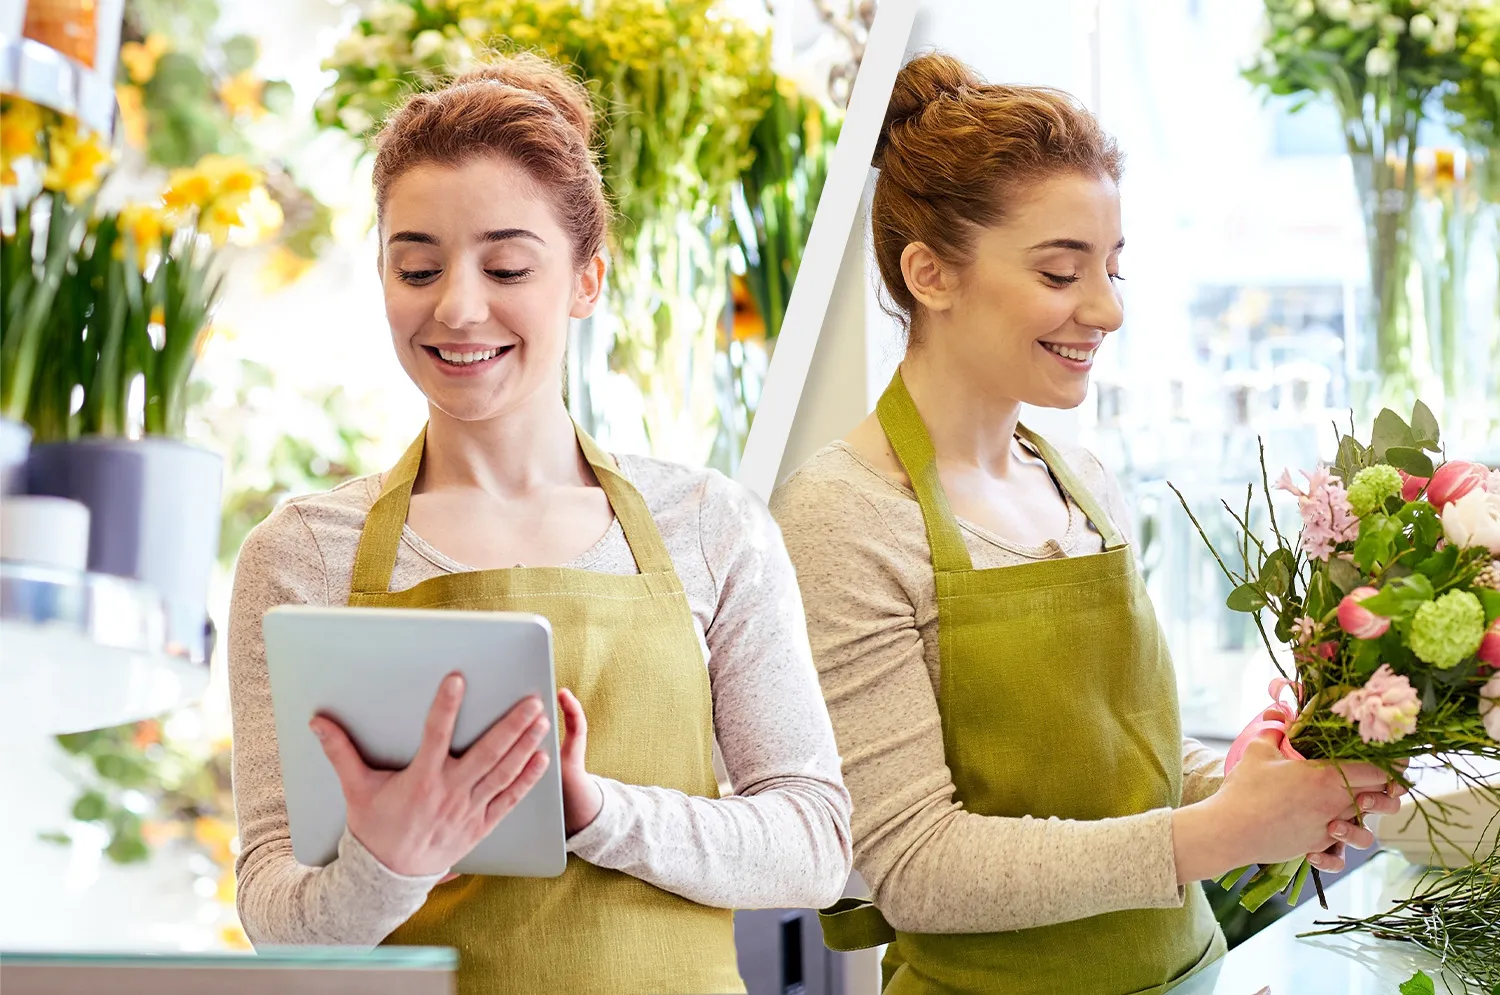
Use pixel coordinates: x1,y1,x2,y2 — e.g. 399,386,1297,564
569,253,607,320
900,242,960,316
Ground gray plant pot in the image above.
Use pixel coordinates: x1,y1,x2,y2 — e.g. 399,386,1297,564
0,418,32,496
26,437,223,663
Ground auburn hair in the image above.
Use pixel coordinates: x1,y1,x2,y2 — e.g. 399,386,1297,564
872,52,1124,340
371,52,608,268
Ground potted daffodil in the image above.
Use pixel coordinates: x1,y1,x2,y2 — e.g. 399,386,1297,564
2,95,280,662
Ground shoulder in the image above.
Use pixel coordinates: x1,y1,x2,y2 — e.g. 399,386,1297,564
1025,433,1133,542
234,474,381,583
772,442,906,542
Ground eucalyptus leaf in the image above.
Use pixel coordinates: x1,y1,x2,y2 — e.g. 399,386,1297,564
221,34,259,75
1384,446,1434,478
1409,400,1439,449
1370,408,1415,459
1326,556,1364,596
1226,583,1267,613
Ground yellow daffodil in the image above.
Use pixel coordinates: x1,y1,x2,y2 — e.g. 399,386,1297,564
114,83,148,149
195,153,260,197
163,167,215,213
216,869,237,904
119,33,170,84
198,195,247,246
149,303,165,327
218,71,266,119
219,923,252,950
42,117,113,204
116,202,173,267
1,97,44,159
258,245,316,293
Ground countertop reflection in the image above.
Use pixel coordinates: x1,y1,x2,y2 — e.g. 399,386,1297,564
1174,852,1464,995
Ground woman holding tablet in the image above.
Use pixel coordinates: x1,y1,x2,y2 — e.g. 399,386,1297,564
769,54,1404,994
227,53,851,995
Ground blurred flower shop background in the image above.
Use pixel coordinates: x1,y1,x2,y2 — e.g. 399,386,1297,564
1,0,862,950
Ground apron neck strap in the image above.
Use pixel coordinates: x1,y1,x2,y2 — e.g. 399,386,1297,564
349,421,674,596
1013,424,1127,551
876,370,975,574
875,370,1128,575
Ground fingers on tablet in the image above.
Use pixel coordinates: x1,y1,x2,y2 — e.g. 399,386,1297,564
484,749,551,826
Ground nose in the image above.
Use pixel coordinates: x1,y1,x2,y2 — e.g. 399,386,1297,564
1076,269,1124,335
432,265,489,330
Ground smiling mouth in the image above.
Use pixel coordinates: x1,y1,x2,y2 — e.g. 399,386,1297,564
424,345,513,366
1039,341,1098,362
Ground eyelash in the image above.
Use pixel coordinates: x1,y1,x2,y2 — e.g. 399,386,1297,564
395,268,533,285
1042,272,1126,286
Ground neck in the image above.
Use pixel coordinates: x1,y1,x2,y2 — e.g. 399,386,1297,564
900,341,1023,476
418,386,587,497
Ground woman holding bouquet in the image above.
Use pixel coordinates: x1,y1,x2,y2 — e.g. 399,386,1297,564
227,54,852,995
770,53,1404,994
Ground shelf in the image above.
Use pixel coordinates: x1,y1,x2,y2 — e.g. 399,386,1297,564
0,32,121,140
0,560,209,735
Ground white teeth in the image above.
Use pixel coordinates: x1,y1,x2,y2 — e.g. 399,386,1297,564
1042,342,1095,362
437,347,501,364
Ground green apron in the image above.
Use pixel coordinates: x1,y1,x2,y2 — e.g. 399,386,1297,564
819,371,1225,994
347,424,743,995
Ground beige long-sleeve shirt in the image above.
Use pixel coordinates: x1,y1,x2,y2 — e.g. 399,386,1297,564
228,452,853,948
769,439,1225,935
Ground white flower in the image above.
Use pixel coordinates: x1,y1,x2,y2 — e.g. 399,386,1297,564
1322,0,1354,21
1430,28,1457,53
458,17,490,40
337,105,375,134
1442,489,1500,556
1294,0,1316,19
1365,46,1395,75
331,32,372,67
1349,3,1379,30
1409,12,1435,38
412,29,446,60
1481,672,1500,742
1436,11,1459,35
1295,25,1316,44
1487,468,1500,496
1381,15,1407,36
367,2,416,35
445,37,476,68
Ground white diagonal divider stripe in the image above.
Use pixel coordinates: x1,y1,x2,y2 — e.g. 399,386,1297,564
735,0,918,503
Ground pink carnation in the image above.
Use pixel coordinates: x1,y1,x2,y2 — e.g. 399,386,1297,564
1329,664,1421,744
1276,467,1360,562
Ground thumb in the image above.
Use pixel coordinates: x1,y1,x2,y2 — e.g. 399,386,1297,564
558,688,587,767
311,716,371,801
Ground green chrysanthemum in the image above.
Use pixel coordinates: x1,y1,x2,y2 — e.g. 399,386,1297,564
1348,464,1404,516
1408,590,1486,670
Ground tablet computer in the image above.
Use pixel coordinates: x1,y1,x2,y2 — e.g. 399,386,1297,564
263,605,566,878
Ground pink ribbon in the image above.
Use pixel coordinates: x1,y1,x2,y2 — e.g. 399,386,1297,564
1224,678,1307,773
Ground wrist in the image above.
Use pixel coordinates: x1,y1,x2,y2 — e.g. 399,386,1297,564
564,774,605,837
1171,796,1246,885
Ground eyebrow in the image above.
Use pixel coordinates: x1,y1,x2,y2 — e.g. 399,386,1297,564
1027,237,1126,253
387,228,547,246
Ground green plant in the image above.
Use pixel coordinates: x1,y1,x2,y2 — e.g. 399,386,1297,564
1244,0,1494,419
317,0,777,463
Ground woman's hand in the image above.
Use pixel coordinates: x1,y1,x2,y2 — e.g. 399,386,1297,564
558,687,604,836
1171,735,1400,884
310,672,551,877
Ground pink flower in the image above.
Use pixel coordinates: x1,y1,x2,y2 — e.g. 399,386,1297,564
1426,461,1487,512
1330,665,1421,744
1487,469,1500,497
1479,619,1500,670
1338,586,1390,639
1276,467,1360,561
1291,615,1317,645
1398,470,1428,502
1481,672,1500,742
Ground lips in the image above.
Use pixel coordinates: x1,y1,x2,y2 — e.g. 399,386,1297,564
1039,341,1098,362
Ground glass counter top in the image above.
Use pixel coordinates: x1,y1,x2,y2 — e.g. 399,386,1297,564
1174,852,1466,995
0,946,457,970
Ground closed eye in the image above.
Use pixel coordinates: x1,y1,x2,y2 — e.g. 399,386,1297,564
486,268,533,282
397,269,440,285
1042,272,1079,286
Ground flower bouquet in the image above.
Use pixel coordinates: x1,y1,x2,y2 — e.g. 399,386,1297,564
1172,401,1500,913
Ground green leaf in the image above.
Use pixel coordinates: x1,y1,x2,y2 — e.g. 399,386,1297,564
1399,970,1436,995
1415,543,1460,582
1477,588,1500,624
1357,574,1434,618
1370,409,1415,459
71,791,107,823
1351,637,1383,676
221,34,259,75
260,79,294,115
1226,583,1268,613
1384,446,1434,478
1261,550,1292,599
104,831,149,864
37,831,72,846
1326,556,1364,596
1409,400,1440,449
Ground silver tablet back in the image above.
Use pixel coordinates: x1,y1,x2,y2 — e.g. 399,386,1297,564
263,605,567,877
